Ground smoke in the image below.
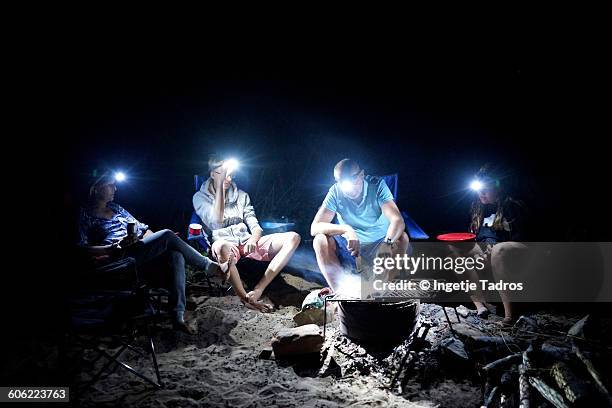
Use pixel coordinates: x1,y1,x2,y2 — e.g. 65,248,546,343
284,247,328,286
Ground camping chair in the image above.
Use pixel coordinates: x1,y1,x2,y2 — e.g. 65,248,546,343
379,173,429,240
64,255,165,391
187,175,213,253
188,173,428,241
187,174,328,289
329,174,428,240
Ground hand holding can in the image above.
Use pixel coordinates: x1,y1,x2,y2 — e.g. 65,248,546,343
127,221,136,237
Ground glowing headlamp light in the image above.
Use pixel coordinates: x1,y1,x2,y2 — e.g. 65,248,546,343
340,180,355,194
114,171,127,182
223,158,239,175
470,179,483,192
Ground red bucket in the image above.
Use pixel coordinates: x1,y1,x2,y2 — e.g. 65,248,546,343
189,223,203,236
436,232,476,242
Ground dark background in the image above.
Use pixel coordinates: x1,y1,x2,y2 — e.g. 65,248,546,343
59,65,603,243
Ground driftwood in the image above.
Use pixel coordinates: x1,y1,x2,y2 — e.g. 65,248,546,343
500,369,517,390
498,393,515,408
567,314,589,339
518,364,530,408
540,343,571,362
550,361,591,405
468,335,523,361
528,376,569,408
482,379,494,407
482,385,500,408
470,336,519,347
522,344,533,369
499,369,517,407
482,353,522,373
482,366,518,407
518,345,536,408
471,316,610,408
573,344,612,405
514,315,540,333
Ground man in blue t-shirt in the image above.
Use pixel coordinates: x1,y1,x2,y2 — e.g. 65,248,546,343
311,158,409,292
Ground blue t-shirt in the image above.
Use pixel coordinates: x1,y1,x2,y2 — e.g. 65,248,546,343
78,202,149,246
322,175,394,244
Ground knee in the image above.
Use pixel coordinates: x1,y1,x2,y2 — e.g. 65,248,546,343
491,242,524,265
160,229,176,240
212,241,231,262
313,233,330,252
397,232,409,245
287,231,301,246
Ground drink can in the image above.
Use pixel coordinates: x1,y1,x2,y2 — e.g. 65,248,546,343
127,221,136,237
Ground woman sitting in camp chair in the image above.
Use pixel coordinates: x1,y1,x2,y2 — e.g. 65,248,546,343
193,158,301,313
79,171,233,333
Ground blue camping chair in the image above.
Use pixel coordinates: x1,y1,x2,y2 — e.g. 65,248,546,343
187,173,428,251
187,175,213,252
379,174,429,240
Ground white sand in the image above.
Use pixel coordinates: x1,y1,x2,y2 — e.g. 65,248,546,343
76,275,481,407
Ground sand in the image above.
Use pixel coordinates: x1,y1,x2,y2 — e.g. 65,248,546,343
74,274,483,407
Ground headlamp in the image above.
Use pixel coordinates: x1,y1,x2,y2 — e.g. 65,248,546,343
223,158,239,175
470,179,483,192
340,180,354,194
114,171,127,182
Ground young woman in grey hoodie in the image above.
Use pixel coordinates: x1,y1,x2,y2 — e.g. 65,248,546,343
193,159,301,312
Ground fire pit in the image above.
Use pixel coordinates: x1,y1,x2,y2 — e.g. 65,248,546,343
325,297,420,344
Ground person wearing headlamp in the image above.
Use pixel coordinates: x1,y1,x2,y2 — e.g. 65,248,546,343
78,171,233,334
466,164,529,325
310,158,409,292
193,158,301,313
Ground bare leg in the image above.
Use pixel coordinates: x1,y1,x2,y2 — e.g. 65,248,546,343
213,241,272,313
386,232,410,280
452,243,494,317
490,242,529,323
313,234,344,292
247,232,301,303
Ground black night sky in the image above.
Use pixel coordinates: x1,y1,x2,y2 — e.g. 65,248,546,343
59,61,604,245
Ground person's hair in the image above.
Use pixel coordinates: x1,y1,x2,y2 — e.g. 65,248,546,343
88,172,114,200
208,156,224,172
334,158,360,179
469,164,522,233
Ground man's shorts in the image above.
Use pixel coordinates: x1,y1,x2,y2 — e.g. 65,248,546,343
334,235,385,273
211,234,276,262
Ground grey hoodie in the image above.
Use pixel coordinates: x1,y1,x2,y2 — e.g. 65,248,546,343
192,178,261,245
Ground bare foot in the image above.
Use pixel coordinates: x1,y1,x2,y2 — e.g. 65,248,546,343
241,296,273,313
216,255,235,282
246,288,264,303
475,302,497,318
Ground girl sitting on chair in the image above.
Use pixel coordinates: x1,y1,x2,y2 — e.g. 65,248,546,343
79,171,232,333
193,158,301,313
